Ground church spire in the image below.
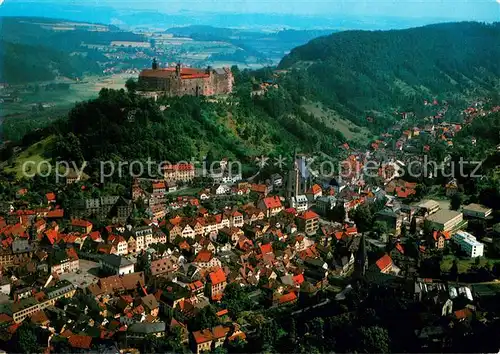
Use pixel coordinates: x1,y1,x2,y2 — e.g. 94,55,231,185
354,233,368,277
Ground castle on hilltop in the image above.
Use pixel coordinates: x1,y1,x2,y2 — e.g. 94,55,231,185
138,59,234,97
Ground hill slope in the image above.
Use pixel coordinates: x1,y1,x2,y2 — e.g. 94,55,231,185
0,17,145,83
279,22,500,131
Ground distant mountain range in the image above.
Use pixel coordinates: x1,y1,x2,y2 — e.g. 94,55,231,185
0,1,468,31
165,25,338,64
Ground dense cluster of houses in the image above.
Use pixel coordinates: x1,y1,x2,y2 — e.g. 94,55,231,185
0,97,499,352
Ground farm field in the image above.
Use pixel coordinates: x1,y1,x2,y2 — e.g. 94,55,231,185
1,73,134,117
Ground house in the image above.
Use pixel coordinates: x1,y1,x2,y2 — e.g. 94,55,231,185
251,184,268,197
51,248,80,275
109,234,128,255
141,294,160,317
445,179,459,197
213,184,231,195
68,335,93,351
206,267,227,301
70,219,93,234
127,322,166,340
150,257,179,277
432,231,451,249
191,326,230,354
45,193,56,204
99,254,135,275
291,195,308,213
257,196,284,218
166,180,178,193
193,250,221,269
152,181,166,196
164,163,195,182
218,227,244,244
229,210,244,228
296,210,320,235
278,291,298,306
375,254,393,274
307,184,322,201
315,196,337,216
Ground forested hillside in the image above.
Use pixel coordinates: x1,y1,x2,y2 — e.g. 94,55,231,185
34,69,347,176
0,17,144,83
279,22,500,132
0,41,102,83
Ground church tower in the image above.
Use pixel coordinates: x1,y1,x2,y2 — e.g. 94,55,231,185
354,233,368,277
286,149,300,201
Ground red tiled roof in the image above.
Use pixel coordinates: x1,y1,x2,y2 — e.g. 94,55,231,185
44,229,58,245
153,182,166,189
194,249,213,263
284,207,297,215
212,325,230,339
262,196,282,209
47,209,64,218
432,230,452,241
251,184,267,194
68,335,92,350
164,163,194,171
193,329,213,344
293,274,304,285
0,314,13,323
375,254,393,271
279,291,297,304
260,243,273,255
216,309,228,317
45,193,56,201
298,210,319,220
209,267,226,285
454,308,472,320
309,184,322,195
71,219,92,228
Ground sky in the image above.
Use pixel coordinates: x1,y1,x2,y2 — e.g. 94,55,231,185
1,0,500,21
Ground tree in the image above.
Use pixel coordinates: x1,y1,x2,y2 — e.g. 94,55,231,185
373,221,389,237
328,204,346,223
451,192,464,211
450,259,459,281
356,326,390,353
349,204,373,232
12,322,39,353
189,305,219,331
409,216,417,235
125,78,138,93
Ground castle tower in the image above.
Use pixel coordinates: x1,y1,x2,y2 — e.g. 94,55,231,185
175,62,181,78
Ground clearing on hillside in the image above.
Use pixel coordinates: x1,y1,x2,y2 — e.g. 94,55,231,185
3,136,55,179
303,102,374,143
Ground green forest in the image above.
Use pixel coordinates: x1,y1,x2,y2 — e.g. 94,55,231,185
279,22,500,132
12,67,347,179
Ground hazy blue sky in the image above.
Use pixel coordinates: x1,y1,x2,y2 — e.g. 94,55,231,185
3,0,500,21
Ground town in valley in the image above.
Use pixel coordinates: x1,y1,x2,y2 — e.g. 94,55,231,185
0,1,500,353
